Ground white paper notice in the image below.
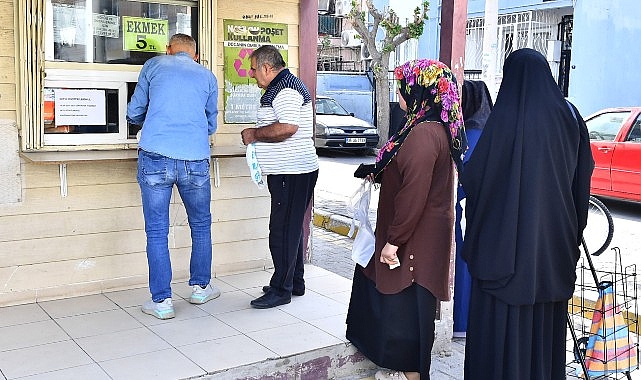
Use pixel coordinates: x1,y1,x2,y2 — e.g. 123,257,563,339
55,89,106,125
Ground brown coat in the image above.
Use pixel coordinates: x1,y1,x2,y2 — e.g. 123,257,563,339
362,121,454,301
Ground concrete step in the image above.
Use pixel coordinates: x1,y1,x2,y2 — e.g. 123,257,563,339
194,342,378,379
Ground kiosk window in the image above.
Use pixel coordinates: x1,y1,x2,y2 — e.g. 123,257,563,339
46,0,198,65
18,0,203,151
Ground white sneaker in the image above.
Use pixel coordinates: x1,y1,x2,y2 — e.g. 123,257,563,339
142,298,175,320
375,370,409,380
189,284,221,304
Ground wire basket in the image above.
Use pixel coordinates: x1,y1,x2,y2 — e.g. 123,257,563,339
567,247,639,379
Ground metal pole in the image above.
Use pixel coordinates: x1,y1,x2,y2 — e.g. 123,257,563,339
481,0,499,98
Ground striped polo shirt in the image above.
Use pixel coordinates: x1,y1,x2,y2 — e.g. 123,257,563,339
254,69,319,175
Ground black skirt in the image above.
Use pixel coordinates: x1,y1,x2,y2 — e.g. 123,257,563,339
346,267,437,379
464,280,567,380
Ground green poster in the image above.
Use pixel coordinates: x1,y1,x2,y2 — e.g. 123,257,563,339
122,16,169,52
223,19,288,124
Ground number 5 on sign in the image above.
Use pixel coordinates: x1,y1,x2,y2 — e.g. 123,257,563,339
122,16,168,52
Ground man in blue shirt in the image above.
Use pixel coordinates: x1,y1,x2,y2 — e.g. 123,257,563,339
127,33,219,320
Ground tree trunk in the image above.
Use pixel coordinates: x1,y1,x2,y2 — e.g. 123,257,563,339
374,66,391,147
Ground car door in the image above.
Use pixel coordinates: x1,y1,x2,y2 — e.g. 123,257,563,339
610,111,641,200
585,110,633,191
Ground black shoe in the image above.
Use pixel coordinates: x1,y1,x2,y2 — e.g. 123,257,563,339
262,285,305,296
250,291,291,309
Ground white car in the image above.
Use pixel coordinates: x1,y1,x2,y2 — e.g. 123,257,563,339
314,96,379,152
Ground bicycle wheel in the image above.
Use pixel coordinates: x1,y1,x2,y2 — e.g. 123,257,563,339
582,196,614,256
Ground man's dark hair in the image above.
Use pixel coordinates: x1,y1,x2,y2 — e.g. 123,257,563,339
250,45,286,70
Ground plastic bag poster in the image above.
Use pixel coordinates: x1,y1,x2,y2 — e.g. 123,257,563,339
122,16,168,52
223,19,288,124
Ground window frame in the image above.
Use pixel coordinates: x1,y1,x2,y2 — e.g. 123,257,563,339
18,0,207,153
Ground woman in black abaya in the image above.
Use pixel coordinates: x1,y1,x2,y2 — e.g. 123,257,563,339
461,48,594,379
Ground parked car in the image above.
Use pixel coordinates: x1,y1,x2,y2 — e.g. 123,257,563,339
314,96,379,152
586,107,641,202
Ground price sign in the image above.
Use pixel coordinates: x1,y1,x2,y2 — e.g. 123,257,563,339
122,16,168,52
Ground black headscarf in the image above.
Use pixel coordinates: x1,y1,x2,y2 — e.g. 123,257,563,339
460,48,594,305
461,80,493,131
372,59,466,178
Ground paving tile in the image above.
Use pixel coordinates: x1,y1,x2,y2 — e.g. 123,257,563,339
125,298,209,327
172,277,236,300
218,270,273,290
246,322,343,357
242,286,268,298
56,308,142,339
325,290,352,305
216,307,300,334
0,340,92,379
103,286,151,308
305,273,354,295
178,334,277,373
148,315,240,347
195,289,254,315
0,304,49,328
98,348,204,380
302,264,336,278
75,327,172,362
278,291,347,320
0,320,68,352
17,364,111,380
39,294,118,318
306,313,348,342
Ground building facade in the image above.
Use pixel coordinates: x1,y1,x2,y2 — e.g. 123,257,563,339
0,0,317,306
317,0,641,114
418,0,640,115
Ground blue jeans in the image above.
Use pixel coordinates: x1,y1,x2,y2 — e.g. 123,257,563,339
137,150,212,302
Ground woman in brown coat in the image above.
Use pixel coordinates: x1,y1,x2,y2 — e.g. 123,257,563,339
347,59,466,380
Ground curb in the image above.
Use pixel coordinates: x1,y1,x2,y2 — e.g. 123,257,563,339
313,209,354,238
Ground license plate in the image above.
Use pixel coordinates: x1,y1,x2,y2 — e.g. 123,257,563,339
346,137,366,144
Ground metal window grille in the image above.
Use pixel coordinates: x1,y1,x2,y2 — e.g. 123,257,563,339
465,10,565,82
318,14,342,37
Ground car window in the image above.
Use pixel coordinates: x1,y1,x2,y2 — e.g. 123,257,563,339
585,111,632,141
626,117,641,142
316,98,350,116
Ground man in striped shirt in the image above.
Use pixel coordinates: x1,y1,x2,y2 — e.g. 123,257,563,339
241,45,319,309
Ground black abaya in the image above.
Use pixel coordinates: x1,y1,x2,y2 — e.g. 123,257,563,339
460,49,594,379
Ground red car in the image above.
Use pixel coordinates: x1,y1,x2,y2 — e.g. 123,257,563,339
586,107,641,202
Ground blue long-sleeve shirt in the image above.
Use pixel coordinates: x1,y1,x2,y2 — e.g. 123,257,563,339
127,52,218,160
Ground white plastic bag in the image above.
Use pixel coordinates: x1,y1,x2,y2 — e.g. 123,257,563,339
245,143,265,189
348,179,375,267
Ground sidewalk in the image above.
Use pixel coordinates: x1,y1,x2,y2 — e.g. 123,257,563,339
0,197,636,379
0,224,463,380
0,264,367,380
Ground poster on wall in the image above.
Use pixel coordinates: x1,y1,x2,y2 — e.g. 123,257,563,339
122,16,169,52
223,19,288,124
